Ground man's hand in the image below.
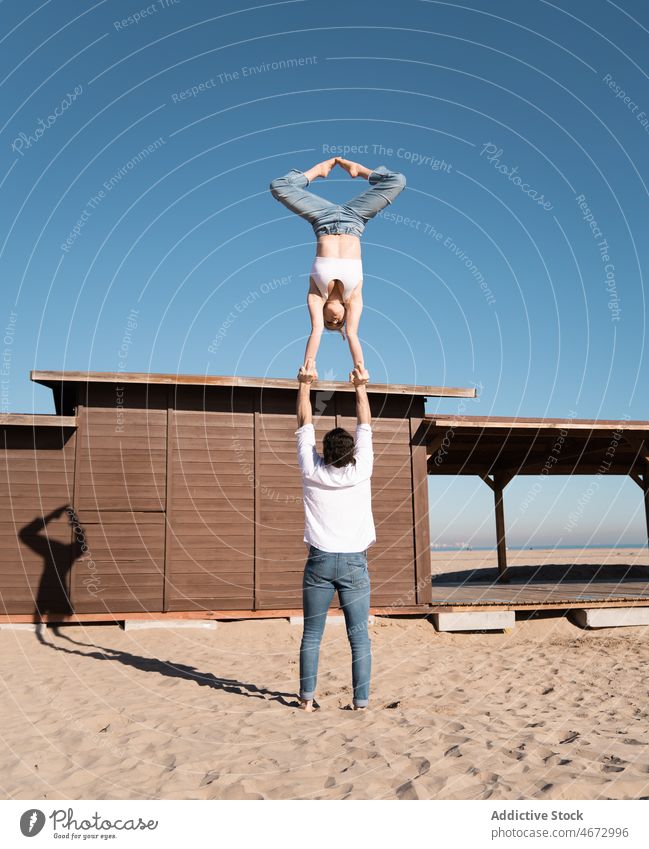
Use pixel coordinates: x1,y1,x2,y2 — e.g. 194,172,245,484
349,362,369,387
298,357,318,384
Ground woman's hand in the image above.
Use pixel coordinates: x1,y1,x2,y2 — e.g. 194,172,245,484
349,363,370,386
298,357,318,383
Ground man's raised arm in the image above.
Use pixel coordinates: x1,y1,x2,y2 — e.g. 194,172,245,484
350,363,371,425
350,363,372,479
296,357,317,428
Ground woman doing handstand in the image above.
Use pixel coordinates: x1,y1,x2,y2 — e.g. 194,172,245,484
269,157,406,376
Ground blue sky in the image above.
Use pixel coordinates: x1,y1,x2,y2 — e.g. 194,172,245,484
1,0,648,546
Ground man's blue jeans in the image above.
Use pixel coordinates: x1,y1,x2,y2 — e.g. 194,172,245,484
299,545,372,707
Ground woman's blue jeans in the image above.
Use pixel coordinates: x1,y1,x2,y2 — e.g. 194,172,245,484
299,545,372,707
269,166,406,237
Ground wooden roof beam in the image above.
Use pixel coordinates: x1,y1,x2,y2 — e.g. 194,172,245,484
490,443,641,476
31,369,476,399
0,414,77,428
424,414,649,431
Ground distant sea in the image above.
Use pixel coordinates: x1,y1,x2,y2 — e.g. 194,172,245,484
430,543,646,551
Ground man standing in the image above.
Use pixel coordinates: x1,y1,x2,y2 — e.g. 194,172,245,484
295,358,375,711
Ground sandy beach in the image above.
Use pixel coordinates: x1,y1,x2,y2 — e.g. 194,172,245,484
430,545,649,579
2,547,649,801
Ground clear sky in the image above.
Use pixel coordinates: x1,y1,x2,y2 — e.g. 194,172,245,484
1,0,648,547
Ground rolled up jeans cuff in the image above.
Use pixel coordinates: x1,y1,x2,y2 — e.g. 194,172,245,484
294,168,310,187
368,165,390,184
300,690,315,701
353,698,369,708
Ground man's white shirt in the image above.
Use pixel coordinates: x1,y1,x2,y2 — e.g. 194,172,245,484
295,422,376,553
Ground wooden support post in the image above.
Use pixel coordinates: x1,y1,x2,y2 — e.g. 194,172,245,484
68,401,85,613
162,389,173,613
253,390,260,611
481,470,515,583
481,473,495,491
642,457,649,545
625,439,649,557
410,412,433,605
494,476,508,583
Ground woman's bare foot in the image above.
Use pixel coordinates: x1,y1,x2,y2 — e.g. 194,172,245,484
336,158,372,179
304,158,337,182
321,157,337,177
297,697,320,712
335,157,359,177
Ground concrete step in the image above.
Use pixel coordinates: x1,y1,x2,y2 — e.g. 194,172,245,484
290,614,375,626
432,610,515,632
573,607,649,629
122,619,217,631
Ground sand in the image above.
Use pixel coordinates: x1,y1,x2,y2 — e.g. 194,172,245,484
2,547,649,801
430,545,649,578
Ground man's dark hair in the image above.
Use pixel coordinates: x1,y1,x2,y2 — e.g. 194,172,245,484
322,427,356,468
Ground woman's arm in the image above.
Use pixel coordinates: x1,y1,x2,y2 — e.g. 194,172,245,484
344,287,365,368
304,281,325,370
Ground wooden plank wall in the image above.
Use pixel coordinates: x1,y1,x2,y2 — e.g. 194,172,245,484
75,383,167,510
71,382,167,612
165,387,255,611
71,511,165,613
0,426,75,616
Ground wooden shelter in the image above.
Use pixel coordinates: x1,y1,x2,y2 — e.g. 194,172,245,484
422,413,649,609
0,369,474,622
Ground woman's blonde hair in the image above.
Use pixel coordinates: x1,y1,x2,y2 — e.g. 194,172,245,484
323,317,347,340
323,302,347,340
322,279,347,339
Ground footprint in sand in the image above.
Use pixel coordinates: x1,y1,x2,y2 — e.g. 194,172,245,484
202,771,229,788
559,731,580,744
395,780,420,799
504,744,527,761
543,753,571,767
408,756,431,776
601,755,627,773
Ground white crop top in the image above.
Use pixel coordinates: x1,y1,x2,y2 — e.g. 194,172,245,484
310,256,363,302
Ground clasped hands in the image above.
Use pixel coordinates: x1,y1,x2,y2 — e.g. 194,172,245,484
297,357,369,387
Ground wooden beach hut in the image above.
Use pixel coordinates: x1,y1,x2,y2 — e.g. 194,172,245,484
0,369,473,622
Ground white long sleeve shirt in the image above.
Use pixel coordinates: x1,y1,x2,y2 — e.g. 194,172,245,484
295,422,376,553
